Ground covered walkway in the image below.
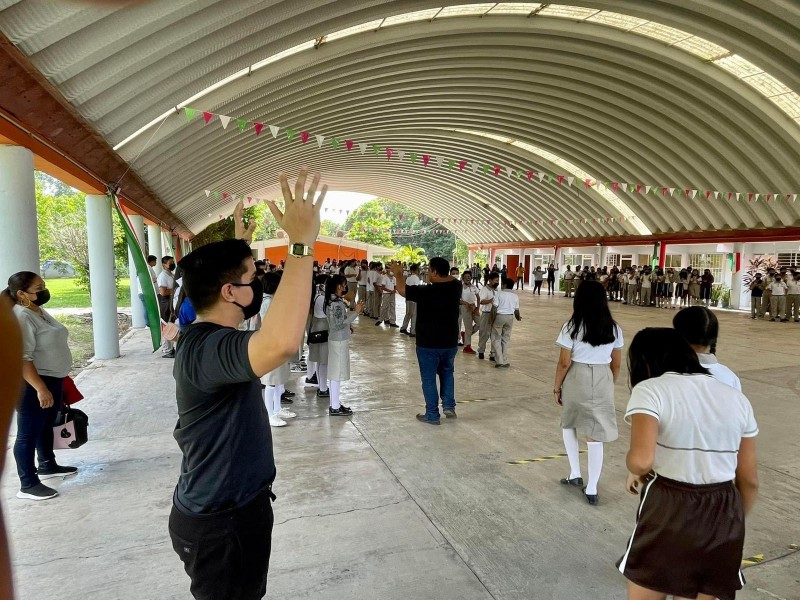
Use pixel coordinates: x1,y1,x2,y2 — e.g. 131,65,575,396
3,293,798,599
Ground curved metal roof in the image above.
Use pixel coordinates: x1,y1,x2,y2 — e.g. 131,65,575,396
1,1,799,243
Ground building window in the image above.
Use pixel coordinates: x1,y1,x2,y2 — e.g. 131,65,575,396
533,254,554,268
777,252,800,268
606,253,620,267
565,254,595,268
664,254,683,268
689,253,725,282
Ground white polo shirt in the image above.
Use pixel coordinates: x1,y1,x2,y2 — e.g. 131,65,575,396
406,274,421,287
381,275,396,293
493,289,519,315
556,323,624,364
344,266,359,283
358,268,369,285
787,279,800,295
157,270,174,294
461,284,479,306
479,286,496,313
696,353,741,391
625,373,758,484
367,270,378,292
769,280,788,296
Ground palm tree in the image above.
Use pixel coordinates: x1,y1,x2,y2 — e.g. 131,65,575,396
391,245,427,264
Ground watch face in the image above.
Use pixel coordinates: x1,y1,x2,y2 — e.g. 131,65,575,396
292,243,304,255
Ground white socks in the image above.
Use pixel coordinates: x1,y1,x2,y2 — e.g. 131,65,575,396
562,429,581,480
317,364,329,392
264,386,278,416
307,361,317,377
586,441,604,495
329,380,341,409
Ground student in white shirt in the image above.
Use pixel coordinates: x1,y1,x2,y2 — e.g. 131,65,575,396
459,271,480,354
673,306,741,390
343,260,360,306
619,328,758,600
157,256,176,357
477,273,499,360
377,270,398,327
554,281,623,505
768,274,789,321
787,272,800,322
258,273,295,427
357,259,369,308
400,264,421,336
491,277,521,367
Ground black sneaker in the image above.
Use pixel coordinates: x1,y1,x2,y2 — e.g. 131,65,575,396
416,413,440,425
388,323,399,328
37,464,78,480
317,389,330,398
305,374,318,386
489,356,496,362
375,320,384,326
443,409,457,419
162,351,175,359
282,389,296,398
478,353,484,360
329,405,353,416
399,329,408,334
17,483,59,501
280,392,294,404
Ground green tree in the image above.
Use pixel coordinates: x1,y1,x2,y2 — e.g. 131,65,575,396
319,219,341,236
343,201,394,247
391,245,428,264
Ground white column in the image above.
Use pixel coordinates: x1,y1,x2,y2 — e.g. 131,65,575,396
468,249,475,266
85,194,120,359
599,246,608,267
127,214,147,328
147,225,163,275
731,243,745,310
188,241,193,253
0,146,38,284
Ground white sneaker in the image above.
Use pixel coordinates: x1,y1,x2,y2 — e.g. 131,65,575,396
269,415,288,427
278,408,296,419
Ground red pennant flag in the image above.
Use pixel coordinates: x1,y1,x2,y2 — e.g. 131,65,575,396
728,192,733,200
527,171,534,181
766,194,772,202
300,131,310,144
585,178,592,188
222,192,229,199
748,193,754,201
386,148,393,160
636,183,643,193
662,187,669,196
787,194,792,201
203,111,214,124
557,175,565,185
706,191,712,199
422,154,431,166
684,189,690,197
493,166,501,176
254,122,264,135
458,160,467,171
247,197,253,203
345,139,354,151
612,182,620,191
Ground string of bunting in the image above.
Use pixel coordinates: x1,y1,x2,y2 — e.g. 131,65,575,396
204,189,624,229
185,107,799,203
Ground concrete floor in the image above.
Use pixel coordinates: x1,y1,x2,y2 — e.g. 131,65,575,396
3,291,799,600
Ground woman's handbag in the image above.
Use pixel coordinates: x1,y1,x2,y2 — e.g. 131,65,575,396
53,405,89,450
307,329,328,344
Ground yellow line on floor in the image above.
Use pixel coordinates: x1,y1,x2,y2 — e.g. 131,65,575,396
508,450,587,465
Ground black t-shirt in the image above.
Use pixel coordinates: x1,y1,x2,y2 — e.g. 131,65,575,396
172,322,275,514
751,283,764,297
405,279,461,348
547,267,556,280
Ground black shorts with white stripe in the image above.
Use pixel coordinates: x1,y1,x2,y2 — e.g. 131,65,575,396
617,474,745,600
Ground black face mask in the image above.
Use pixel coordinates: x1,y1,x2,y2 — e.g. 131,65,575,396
230,279,263,320
168,264,176,272
31,289,51,306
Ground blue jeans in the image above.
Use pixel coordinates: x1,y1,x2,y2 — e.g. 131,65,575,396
13,376,63,488
415,346,458,421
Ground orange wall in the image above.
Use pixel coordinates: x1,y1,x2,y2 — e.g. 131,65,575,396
261,240,368,264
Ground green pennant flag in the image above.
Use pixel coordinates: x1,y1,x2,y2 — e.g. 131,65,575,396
213,191,222,199
548,174,555,183
373,144,382,155
410,152,418,163
287,129,297,141
331,138,341,149
482,164,490,175
184,108,198,122
237,119,247,132
111,195,161,351
447,159,455,170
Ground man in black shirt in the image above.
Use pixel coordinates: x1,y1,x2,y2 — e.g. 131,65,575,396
169,170,326,600
391,257,461,425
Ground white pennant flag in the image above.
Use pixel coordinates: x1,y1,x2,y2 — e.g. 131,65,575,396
538,173,545,182
645,186,651,194
359,143,368,155
622,182,629,191
218,115,232,130
736,192,741,201
714,191,719,199
315,134,325,148
567,176,575,186
793,194,798,203
470,163,479,174
754,193,760,201
505,167,513,177
398,150,406,162
436,156,443,168
269,125,279,138
669,187,676,196
204,190,211,197
690,189,698,199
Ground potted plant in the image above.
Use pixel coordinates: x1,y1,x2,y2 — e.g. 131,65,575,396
710,285,723,307
721,287,731,309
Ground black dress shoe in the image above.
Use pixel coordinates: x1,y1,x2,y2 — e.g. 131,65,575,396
560,477,584,487
317,389,330,398
416,414,440,425
583,487,599,505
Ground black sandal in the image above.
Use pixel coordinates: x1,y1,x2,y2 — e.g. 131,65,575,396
560,477,584,486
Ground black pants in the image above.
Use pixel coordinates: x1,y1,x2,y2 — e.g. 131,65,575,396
14,376,63,489
533,280,543,294
169,488,275,600
158,294,172,322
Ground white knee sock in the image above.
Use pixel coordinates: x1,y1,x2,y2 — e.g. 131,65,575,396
586,441,604,495
275,385,283,413
317,364,329,392
562,429,581,480
329,380,341,409
265,386,277,416
307,361,317,377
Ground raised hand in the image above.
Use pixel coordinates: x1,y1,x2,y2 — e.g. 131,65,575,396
233,200,257,243
267,169,326,246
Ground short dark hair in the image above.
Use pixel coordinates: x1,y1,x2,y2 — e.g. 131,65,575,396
409,263,419,273
673,306,719,353
503,277,515,289
262,271,281,295
429,257,450,277
628,328,708,388
488,272,500,282
178,239,253,313
161,255,174,266
147,255,157,263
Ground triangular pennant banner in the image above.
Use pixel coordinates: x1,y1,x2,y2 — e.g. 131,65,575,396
253,122,264,135
269,125,279,138
204,190,210,197
359,143,368,155
645,186,651,194
287,129,297,142
436,156,444,168
567,176,575,186
345,139,353,151
471,163,479,174
422,154,431,166
184,108,198,122
237,119,247,132
690,189,698,199
315,134,325,148
219,115,232,129
538,173,545,182
398,150,406,162
714,191,719,199
300,131,310,144
202,111,214,124
506,167,513,177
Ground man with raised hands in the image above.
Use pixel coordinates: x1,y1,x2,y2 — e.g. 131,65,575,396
169,170,326,600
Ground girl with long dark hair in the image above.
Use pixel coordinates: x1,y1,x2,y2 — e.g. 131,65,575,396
553,280,623,505
673,306,741,390
258,272,295,427
618,328,758,600
307,274,330,398
324,275,362,416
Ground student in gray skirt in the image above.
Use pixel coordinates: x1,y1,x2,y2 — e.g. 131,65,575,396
324,275,362,416
553,280,623,505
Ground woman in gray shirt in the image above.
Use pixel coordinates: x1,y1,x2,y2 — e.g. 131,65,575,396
3,272,76,501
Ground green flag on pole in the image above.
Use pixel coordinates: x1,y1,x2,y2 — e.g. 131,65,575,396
112,195,161,351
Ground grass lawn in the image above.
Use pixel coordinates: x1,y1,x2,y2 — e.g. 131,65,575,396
53,315,95,371
44,278,131,309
